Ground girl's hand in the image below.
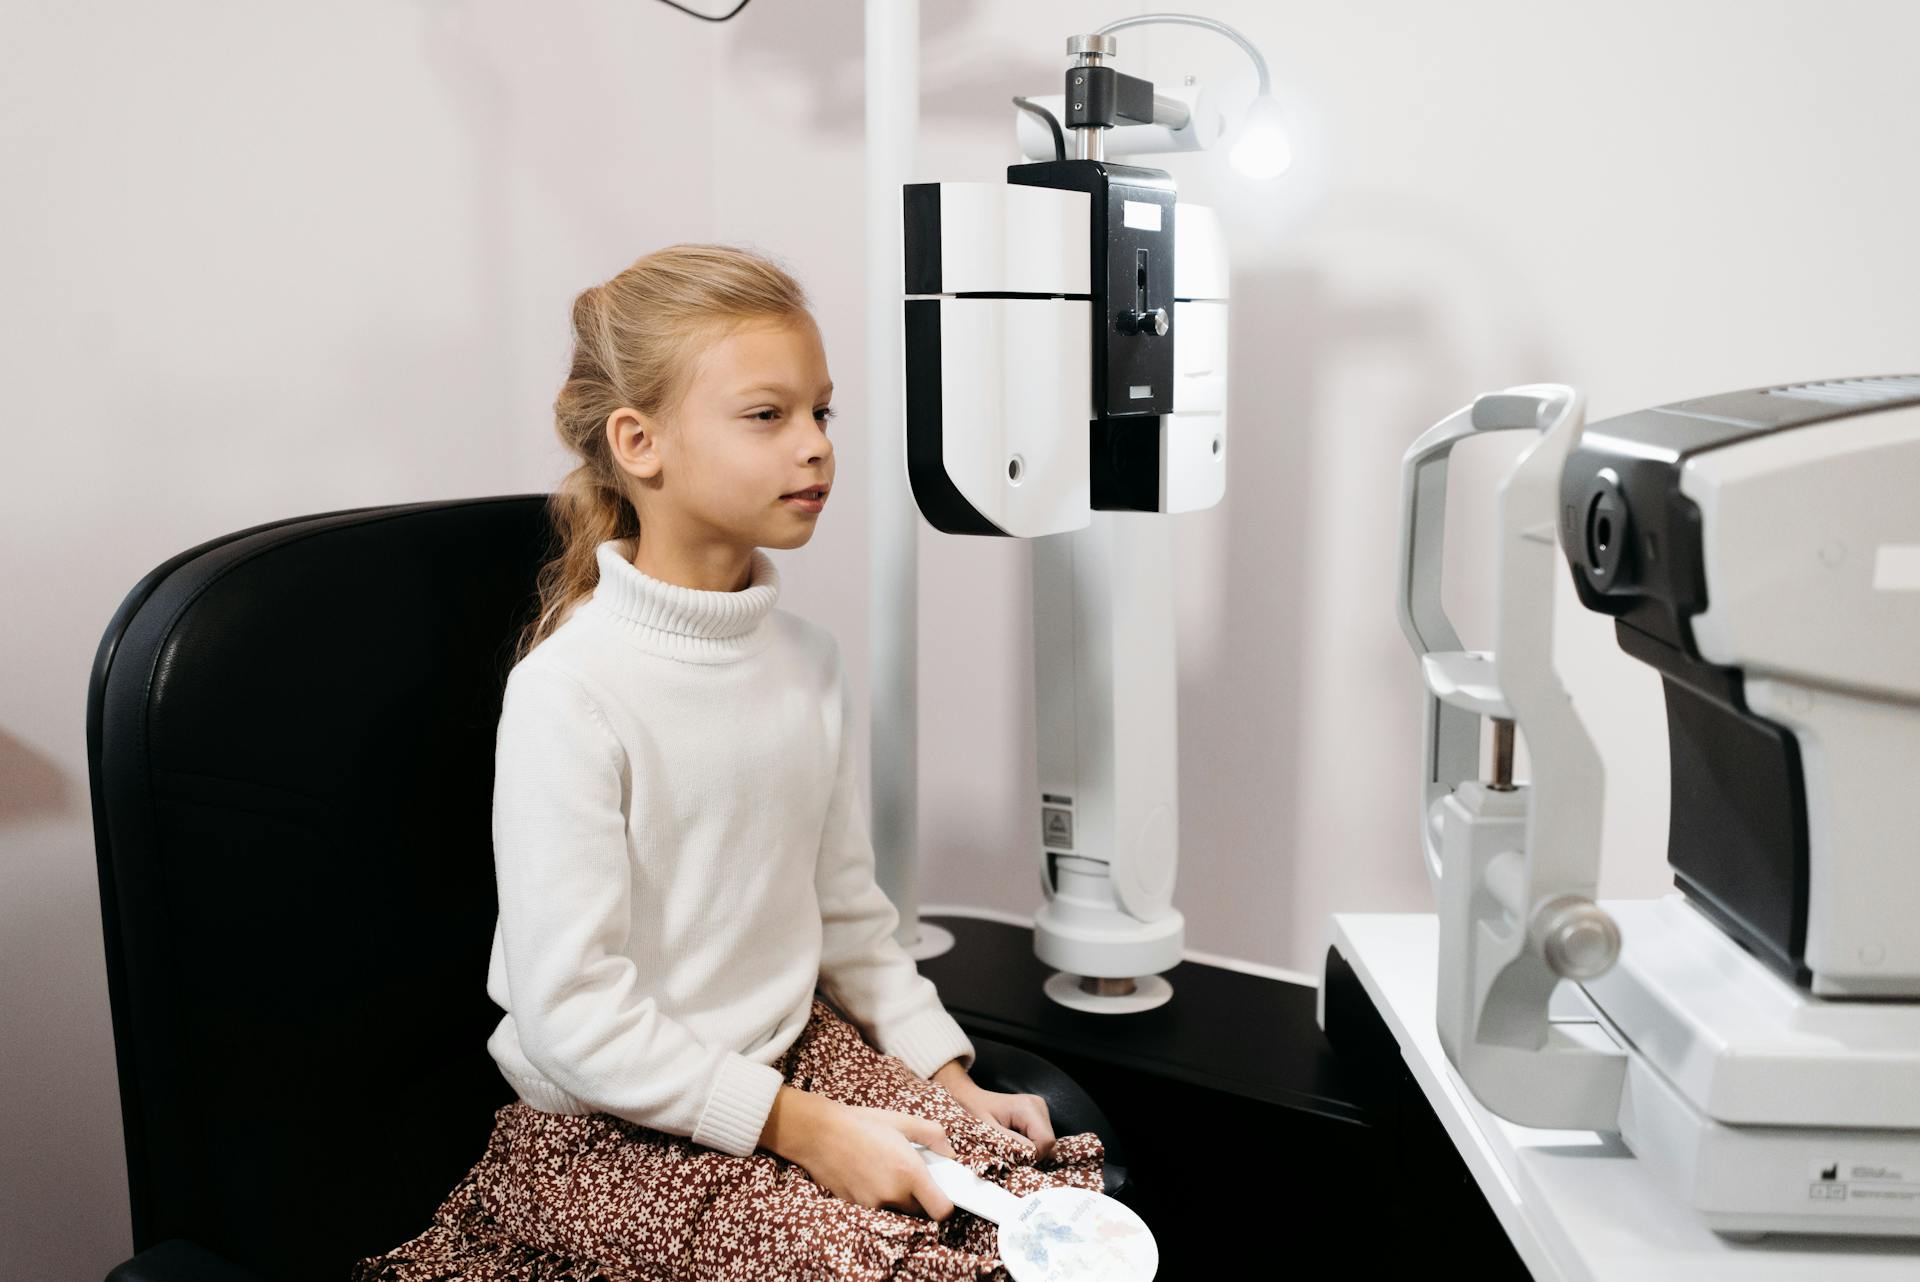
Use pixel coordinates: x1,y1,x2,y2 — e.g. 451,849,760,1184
804,1099,963,1220
932,1063,1056,1163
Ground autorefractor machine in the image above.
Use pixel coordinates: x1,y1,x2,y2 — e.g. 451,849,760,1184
899,22,1268,1014
1385,374,1920,1237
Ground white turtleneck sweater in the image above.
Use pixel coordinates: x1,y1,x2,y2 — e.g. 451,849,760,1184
484,536,975,1158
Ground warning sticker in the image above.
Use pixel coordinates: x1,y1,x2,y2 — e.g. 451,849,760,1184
1042,807,1074,851
1807,1160,1920,1203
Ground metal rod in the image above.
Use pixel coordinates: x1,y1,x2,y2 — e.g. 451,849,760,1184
1151,92,1192,130
1489,718,1517,791
864,0,923,945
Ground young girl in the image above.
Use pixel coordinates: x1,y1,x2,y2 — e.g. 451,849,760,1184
354,243,1107,1282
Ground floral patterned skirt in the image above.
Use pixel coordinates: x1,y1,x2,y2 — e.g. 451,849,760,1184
350,998,1108,1281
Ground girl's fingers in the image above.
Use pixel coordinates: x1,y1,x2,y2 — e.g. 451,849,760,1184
1013,1097,1056,1160
978,1107,1031,1151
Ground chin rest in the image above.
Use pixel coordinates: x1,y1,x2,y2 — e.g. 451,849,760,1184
87,497,1138,1281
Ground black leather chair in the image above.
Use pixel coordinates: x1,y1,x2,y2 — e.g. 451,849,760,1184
86,496,1132,1282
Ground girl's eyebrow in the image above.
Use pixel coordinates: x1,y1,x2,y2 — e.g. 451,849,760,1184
735,382,834,399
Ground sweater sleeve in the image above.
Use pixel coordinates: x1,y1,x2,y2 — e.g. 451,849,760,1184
492,662,785,1156
813,651,976,1080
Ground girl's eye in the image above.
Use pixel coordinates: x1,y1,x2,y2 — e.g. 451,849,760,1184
751,407,836,423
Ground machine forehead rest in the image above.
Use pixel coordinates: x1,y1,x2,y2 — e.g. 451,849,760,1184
1471,390,1565,432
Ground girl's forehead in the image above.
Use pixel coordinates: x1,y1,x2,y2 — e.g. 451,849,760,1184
698,315,831,397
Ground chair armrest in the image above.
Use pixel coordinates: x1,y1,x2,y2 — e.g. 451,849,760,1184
106,1238,273,1282
965,1035,1134,1201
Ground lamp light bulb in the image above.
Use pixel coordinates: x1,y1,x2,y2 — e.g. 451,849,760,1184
1228,93,1291,180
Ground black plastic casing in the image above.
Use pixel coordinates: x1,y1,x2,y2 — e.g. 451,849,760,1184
1009,159,1176,513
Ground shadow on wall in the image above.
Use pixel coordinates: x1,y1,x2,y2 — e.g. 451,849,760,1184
0,727,67,822
718,0,1064,139
1179,244,1560,964
1170,262,1326,957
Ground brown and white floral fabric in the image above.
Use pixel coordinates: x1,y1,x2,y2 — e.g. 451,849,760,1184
352,997,1108,1281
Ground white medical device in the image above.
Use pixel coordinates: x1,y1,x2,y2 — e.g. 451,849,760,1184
1396,375,1920,1238
900,21,1262,1012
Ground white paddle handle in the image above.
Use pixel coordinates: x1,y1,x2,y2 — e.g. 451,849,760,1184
911,1142,1026,1224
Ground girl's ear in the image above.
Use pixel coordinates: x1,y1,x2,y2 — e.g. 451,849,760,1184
607,407,663,481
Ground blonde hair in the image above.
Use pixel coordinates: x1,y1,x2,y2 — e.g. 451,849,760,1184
512,243,812,664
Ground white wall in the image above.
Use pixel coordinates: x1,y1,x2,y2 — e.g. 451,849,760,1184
7,1,1920,1276
0,3,723,1275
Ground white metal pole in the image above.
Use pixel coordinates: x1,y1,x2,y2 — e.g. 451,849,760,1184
865,0,950,957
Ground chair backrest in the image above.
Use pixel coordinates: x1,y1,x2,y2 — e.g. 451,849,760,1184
86,496,556,1280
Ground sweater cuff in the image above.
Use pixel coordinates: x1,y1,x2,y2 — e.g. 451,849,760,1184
692,1051,786,1157
878,1002,976,1080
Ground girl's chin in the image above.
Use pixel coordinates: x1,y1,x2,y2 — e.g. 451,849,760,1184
764,523,816,546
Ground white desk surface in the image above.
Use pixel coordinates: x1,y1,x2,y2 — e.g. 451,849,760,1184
1327,913,1920,1282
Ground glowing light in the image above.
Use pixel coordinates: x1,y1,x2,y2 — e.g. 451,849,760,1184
1229,94,1291,181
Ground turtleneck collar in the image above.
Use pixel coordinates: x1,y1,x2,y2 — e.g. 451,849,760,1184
583,537,780,664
